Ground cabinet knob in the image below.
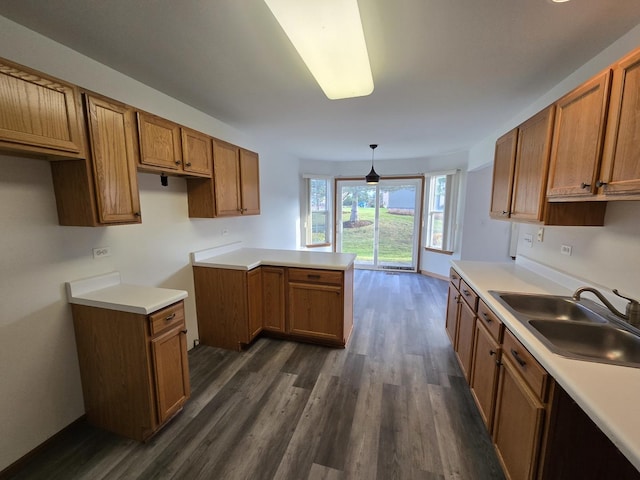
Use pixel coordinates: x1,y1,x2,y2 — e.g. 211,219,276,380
134,212,141,217
181,329,188,335
489,350,496,356
596,180,607,188
482,312,492,323
175,160,181,165
502,210,508,215
580,182,591,190
185,162,192,167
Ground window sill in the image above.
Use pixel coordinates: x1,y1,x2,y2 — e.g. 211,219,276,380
305,243,332,249
424,247,453,255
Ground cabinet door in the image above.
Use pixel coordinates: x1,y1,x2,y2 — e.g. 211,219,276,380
151,327,190,424
470,321,500,432
510,106,555,222
262,266,286,333
84,94,141,224
239,148,261,215
288,282,343,342
547,70,612,198
247,268,263,341
455,299,476,381
493,356,545,480
490,128,518,219
137,112,182,171
213,140,242,216
181,127,212,177
600,48,640,196
0,58,84,157
445,284,460,347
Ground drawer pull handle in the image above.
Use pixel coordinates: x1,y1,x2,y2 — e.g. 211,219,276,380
489,350,496,356
307,274,321,279
463,289,470,296
482,312,492,322
165,313,176,322
580,182,591,190
181,329,188,335
511,348,527,367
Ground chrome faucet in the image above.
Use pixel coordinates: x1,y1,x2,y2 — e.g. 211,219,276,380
572,286,640,328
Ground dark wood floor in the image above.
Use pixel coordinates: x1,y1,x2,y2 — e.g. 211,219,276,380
6,270,504,480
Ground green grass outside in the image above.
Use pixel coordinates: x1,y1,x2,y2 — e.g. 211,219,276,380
341,207,414,264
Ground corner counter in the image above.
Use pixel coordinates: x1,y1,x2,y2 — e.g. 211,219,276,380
191,245,356,351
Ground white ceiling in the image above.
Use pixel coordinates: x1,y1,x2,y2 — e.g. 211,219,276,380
1,0,639,162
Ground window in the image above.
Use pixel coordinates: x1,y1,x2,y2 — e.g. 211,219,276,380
425,171,459,252
304,176,332,247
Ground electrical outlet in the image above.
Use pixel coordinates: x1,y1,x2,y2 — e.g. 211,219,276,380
92,247,111,259
523,234,533,248
560,244,572,256
537,227,544,242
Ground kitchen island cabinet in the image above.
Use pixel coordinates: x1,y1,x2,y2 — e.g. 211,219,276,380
191,246,356,351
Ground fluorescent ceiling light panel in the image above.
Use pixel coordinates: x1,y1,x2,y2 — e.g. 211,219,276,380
264,0,374,100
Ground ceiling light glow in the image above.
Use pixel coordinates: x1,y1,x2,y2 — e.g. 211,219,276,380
264,0,374,100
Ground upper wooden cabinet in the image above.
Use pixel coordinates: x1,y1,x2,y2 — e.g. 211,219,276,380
510,106,555,222
489,129,518,219
599,48,640,197
50,93,141,226
547,69,612,198
0,57,85,159
239,148,261,215
137,112,212,178
186,140,260,218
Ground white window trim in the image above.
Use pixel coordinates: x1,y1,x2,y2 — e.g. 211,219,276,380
423,169,460,253
303,175,333,247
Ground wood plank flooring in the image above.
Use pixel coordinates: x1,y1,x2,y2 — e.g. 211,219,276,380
5,270,504,480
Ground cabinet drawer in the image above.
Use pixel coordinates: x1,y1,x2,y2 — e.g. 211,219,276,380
503,329,548,401
288,268,343,285
477,299,503,342
459,279,478,311
149,302,185,337
449,267,462,290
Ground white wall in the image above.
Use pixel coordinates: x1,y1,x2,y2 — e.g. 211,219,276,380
459,165,513,262
514,202,640,301
299,151,469,277
0,16,299,471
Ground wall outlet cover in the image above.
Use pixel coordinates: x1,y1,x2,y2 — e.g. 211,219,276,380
523,234,533,248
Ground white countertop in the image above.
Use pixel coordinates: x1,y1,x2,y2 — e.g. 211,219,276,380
66,272,188,315
191,245,356,271
452,258,640,472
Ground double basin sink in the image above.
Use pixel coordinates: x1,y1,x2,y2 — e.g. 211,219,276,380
490,291,640,368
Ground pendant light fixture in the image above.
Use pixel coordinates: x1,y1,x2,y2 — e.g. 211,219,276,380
366,144,380,184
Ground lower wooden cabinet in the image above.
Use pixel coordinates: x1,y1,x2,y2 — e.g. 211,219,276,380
262,266,286,333
470,321,501,431
455,299,476,381
493,350,547,480
445,282,460,346
193,264,354,350
71,301,190,441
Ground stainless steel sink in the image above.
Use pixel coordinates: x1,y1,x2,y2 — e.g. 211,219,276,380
489,290,640,368
496,292,607,323
529,320,640,365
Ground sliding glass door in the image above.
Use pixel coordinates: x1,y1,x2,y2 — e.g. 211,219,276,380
336,178,423,271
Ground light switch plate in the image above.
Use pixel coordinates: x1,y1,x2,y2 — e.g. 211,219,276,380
92,247,111,259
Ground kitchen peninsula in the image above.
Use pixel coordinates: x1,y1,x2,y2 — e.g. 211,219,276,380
191,244,356,351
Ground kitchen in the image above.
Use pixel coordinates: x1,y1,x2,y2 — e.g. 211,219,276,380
2,2,640,478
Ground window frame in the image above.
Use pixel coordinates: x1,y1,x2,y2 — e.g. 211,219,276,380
424,170,459,254
303,175,333,248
